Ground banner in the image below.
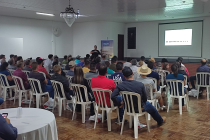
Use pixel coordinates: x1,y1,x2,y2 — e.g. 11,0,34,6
101,40,114,59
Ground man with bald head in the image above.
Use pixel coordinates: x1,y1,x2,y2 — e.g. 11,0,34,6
190,59,210,90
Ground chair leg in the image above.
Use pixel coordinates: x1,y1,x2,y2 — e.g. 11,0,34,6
107,111,111,131
116,108,120,124
197,86,200,99
82,104,86,123
120,114,126,135
72,103,76,120
179,98,182,115
167,96,171,112
3,88,6,101
58,99,62,117
102,110,105,123
63,99,66,110
207,87,209,100
36,95,40,108
129,116,133,128
186,96,189,111
18,91,22,106
145,113,150,132
172,98,174,108
94,103,98,129
133,115,138,139
52,98,56,113
29,91,33,108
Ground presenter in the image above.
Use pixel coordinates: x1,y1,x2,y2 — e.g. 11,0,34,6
90,45,101,58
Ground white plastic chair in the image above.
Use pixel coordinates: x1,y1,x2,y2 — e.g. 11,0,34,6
63,70,69,74
163,70,170,76
66,75,73,84
8,69,15,76
28,78,50,108
71,84,94,123
166,79,189,115
106,74,111,78
0,74,17,101
22,70,30,78
183,75,188,86
12,76,31,107
92,88,120,131
39,72,46,79
114,80,122,86
147,77,161,93
51,80,74,116
120,91,150,139
196,72,210,100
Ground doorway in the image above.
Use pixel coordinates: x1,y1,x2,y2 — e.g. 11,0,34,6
118,34,124,61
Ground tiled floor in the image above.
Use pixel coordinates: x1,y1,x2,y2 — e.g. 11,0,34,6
1,92,210,140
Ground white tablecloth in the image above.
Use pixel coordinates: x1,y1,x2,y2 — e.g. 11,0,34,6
0,108,58,140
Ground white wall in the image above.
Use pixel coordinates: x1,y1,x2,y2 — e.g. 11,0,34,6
124,16,210,59
0,16,73,60
72,21,125,57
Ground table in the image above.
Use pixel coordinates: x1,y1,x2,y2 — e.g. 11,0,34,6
0,108,58,140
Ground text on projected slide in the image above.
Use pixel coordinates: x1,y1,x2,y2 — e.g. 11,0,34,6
165,29,192,46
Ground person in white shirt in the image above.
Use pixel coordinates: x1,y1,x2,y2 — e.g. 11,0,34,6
123,58,132,68
44,54,53,73
130,59,138,73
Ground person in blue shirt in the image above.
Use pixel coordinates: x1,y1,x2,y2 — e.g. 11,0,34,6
0,62,15,86
166,64,186,109
147,61,160,91
110,62,125,81
74,55,81,64
66,61,76,77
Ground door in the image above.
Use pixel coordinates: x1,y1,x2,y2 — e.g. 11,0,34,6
118,34,124,60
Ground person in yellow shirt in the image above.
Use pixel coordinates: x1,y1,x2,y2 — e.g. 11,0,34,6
82,60,90,74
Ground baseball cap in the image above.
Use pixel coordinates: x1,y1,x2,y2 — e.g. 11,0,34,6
122,67,133,77
69,61,76,67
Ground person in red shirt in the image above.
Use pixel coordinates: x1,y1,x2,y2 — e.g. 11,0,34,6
91,63,124,122
37,58,51,79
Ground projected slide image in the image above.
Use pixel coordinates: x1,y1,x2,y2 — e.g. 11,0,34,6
165,29,192,46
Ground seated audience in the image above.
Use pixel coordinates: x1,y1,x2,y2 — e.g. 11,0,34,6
51,61,66,77
85,63,98,79
62,55,68,65
83,60,90,74
101,55,106,63
0,62,15,86
163,62,170,71
77,57,85,67
23,59,32,71
53,55,60,65
29,62,54,108
149,57,156,70
166,64,186,110
17,56,23,62
66,61,76,76
123,58,132,68
110,62,125,81
44,54,53,73
177,57,189,76
154,62,166,84
140,56,146,65
109,57,117,72
105,61,115,75
10,54,14,60
161,58,168,63
13,61,30,89
91,63,123,122
130,59,138,73
111,67,166,125
8,59,16,70
72,66,97,120
37,58,51,79
147,61,160,91
176,62,189,82
74,55,81,64
68,55,73,62
139,60,144,67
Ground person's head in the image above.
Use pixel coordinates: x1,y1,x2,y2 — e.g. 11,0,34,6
102,55,106,59
54,55,58,60
147,61,154,69
139,61,143,67
137,65,152,78
86,54,90,59
17,56,23,62
76,55,81,60
122,67,134,80
149,57,155,63
98,63,107,76
37,58,43,65
8,59,15,65
156,62,162,68
111,57,117,64
53,65,61,74
163,62,169,70
0,62,8,71
126,58,132,62
94,45,97,50
90,63,96,71
0,55,5,60
10,54,14,59
16,61,24,69
116,62,123,71
84,60,90,68
161,58,168,63
69,61,76,70
95,57,101,63
36,57,40,62
1,59,6,64
48,54,53,60
25,59,31,66
140,56,145,61
14,55,17,61
175,62,181,69
131,59,137,66
171,63,178,77
105,61,110,68
52,61,58,67
201,59,207,65
64,55,67,60
73,65,84,84
177,57,183,63
68,55,72,60
31,62,38,71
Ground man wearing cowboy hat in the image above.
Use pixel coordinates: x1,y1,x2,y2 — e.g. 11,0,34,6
136,65,165,110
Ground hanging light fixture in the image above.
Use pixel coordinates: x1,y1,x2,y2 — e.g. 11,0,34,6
60,0,79,27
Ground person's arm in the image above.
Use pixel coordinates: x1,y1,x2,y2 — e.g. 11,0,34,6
0,116,17,140
141,84,148,104
7,75,13,81
90,50,95,54
111,87,121,106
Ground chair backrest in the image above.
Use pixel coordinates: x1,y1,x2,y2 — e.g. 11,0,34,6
163,70,170,75
114,80,122,86
85,78,92,88
106,74,111,78
8,69,15,76
66,75,73,84
166,79,184,96
71,84,89,103
0,74,10,87
143,83,154,100
38,72,46,79
183,75,188,85
196,72,210,86
51,80,66,99
147,77,158,91
120,91,143,114
28,78,44,94
22,70,30,78
12,76,25,91
63,70,69,74
92,88,114,109
158,73,165,86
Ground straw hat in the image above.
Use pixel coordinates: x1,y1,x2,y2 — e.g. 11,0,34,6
149,57,155,63
137,65,152,75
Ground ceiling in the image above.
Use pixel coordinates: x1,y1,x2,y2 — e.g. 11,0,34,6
0,0,210,23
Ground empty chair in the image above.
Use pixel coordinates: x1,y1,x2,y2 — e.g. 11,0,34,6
28,78,50,108
12,76,31,106
92,88,120,131
196,72,210,100
166,79,189,115
22,70,30,78
120,91,150,139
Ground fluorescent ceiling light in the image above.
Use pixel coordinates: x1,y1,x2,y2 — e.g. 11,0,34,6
165,4,193,12
36,12,54,16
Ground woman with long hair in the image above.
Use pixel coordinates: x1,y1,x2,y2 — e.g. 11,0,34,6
166,64,186,110
72,65,97,120
163,62,169,71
